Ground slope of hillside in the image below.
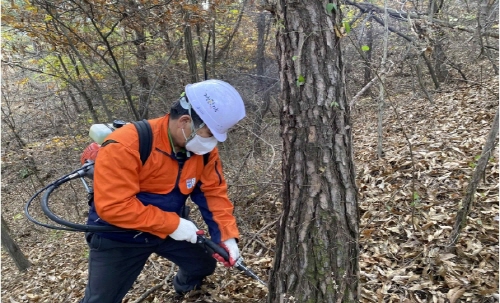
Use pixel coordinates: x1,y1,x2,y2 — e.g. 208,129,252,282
1,77,498,303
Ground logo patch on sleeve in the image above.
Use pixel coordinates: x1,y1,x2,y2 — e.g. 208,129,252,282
186,178,196,189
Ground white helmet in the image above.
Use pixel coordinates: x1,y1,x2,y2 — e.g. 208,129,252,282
185,79,245,142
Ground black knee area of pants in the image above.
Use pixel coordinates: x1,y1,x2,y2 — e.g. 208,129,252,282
173,256,216,293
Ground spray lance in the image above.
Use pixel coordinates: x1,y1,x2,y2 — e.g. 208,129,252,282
195,232,267,286
182,207,268,287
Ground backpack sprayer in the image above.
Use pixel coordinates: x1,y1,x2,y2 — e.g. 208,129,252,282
24,120,267,286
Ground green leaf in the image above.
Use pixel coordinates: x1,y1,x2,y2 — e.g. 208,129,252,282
292,55,298,61
296,75,305,86
343,21,351,34
326,3,337,13
19,168,32,179
361,45,370,51
413,192,420,202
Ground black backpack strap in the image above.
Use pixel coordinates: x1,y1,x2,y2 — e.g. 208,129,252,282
132,119,153,166
203,152,210,166
101,139,117,147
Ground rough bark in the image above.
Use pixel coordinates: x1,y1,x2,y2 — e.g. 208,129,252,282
268,1,359,302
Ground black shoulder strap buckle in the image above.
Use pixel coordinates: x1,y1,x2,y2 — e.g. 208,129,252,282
132,119,153,166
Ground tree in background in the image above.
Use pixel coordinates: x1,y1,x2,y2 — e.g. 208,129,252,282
1,0,247,122
268,0,359,302
1,215,32,272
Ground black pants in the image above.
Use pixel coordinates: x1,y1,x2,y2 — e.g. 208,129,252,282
80,233,216,303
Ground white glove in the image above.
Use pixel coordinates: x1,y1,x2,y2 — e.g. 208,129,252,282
169,218,199,244
213,238,240,267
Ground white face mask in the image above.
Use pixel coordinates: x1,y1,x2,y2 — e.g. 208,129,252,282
182,129,218,155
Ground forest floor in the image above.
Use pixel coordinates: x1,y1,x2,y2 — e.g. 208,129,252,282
1,76,498,303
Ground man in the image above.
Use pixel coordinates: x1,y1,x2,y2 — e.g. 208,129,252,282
80,79,246,303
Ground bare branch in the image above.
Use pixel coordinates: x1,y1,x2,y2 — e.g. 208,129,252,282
345,0,499,39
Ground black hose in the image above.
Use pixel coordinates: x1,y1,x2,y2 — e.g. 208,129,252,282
25,165,130,233
24,183,82,232
24,170,84,231
40,181,126,232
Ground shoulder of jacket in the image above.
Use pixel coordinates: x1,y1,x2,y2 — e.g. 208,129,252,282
209,146,221,158
104,116,167,154
148,117,165,138
106,123,140,150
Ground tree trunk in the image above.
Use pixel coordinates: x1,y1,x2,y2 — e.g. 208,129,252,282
377,0,389,159
363,18,373,94
215,0,248,60
65,88,81,114
432,39,449,83
427,0,448,85
184,24,199,83
448,108,499,249
252,12,271,157
1,94,27,148
134,28,151,119
1,215,32,271
196,24,208,80
208,0,217,77
414,57,434,103
268,1,359,302
65,53,100,123
422,51,441,89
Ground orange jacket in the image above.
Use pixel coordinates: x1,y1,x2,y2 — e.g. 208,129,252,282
92,114,239,243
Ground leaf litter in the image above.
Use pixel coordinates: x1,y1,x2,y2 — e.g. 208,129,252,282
355,78,499,303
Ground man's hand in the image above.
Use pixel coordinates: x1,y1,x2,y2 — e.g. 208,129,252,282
169,218,199,244
213,238,240,267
